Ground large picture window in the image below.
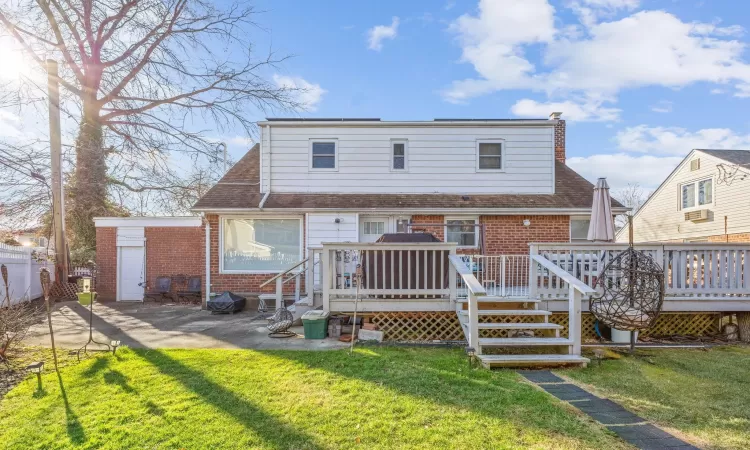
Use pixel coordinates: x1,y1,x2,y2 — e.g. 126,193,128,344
446,217,478,247
222,217,301,272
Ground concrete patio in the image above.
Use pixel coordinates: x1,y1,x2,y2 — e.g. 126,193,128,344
25,301,348,351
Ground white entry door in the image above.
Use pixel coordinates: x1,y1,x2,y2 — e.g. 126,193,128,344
118,246,145,301
360,216,389,243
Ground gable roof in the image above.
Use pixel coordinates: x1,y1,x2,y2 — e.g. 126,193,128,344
193,147,626,212
698,149,750,167
192,144,263,210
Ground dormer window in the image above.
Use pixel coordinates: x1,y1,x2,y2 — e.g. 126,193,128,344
310,140,338,170
476,140,504,171
391,139,408,171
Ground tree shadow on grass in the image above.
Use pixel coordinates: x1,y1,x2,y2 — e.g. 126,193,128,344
56,372,85,445
134,349,324,450
82,356,110,377
103,370,136,394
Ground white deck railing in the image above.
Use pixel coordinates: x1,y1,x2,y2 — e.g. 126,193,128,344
456,255,530,298
449,255,485,353
531,243,750,303
530,255,596,356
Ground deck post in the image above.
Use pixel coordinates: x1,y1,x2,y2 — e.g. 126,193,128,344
276,277,283,311
568,284,582,355
468,291,480,355
449,245,457,305
528,244,538,300
322,247,331,312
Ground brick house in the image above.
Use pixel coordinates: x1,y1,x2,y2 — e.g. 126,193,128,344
188,113,626,302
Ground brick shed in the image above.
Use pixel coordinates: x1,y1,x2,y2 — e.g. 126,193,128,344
94,217,205,302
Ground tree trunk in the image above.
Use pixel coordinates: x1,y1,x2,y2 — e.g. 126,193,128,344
68,111,107,261
738,312,750,343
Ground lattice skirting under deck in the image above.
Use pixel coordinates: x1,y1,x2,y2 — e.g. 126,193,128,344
366,311,721,342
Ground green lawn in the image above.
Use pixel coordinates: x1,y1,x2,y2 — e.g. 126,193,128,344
562,346,750,450
0,347,626,450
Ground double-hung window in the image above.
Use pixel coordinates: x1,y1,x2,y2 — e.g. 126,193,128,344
391,140,408,171
310,140,337,170
446,217,478,248
570,217,591,242
476,140,504,171
681,178,713,209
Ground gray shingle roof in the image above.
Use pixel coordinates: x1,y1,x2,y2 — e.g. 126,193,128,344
699,149,750,167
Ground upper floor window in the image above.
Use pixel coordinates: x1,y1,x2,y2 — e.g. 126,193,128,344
476,140,504,171
310,140,337,170
681,178,712,209
391,140,408,171
445,217,478,248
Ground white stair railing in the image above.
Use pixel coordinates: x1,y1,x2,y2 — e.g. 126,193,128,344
530,255,596,355
449,255,486,353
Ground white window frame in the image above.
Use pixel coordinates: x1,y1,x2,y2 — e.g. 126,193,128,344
679,177,714,211
475,139,505,172
219,215,304,274
570,216,591,242
309,139,338,171
390,139,408,172
444,216,479,249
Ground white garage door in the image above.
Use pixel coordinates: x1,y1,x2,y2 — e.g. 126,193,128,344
118,246,145,301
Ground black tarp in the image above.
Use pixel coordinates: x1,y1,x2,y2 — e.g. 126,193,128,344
207,291,246,313
360,233,449,295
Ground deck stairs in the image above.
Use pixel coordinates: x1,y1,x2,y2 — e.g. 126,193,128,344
456,296,589,369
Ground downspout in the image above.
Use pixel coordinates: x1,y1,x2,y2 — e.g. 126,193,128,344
258,191,270,209
259,124,272,210
204,213,210,309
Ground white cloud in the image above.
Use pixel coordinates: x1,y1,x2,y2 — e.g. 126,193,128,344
568,0,640,28
272,74,326,111
567,153,683,190
511,98,621,121
650,100,673,113
443,0,555,104
367,17,400,51
445,4,750,109
615,125,750,155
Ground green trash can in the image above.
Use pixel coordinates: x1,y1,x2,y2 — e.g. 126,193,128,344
76,292,96,306
301,310,330,339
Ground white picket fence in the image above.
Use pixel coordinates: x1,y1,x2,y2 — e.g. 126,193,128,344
0,243,54,306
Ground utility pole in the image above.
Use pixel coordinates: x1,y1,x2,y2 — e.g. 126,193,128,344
47,59,68,284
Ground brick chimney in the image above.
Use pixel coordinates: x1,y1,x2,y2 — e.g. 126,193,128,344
550,112,565,164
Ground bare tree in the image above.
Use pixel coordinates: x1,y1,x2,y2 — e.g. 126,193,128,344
0,0,300,256
0,302,42,364
613,183,650,229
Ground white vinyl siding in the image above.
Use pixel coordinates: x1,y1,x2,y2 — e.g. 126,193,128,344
263,125,554,194
617,151,748,243
306,213,358,248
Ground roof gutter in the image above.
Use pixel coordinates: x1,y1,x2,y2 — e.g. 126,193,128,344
193,206,631,215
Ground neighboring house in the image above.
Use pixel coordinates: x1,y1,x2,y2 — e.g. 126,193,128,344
11,227,50,249
189,114,627,297
617,149,750,243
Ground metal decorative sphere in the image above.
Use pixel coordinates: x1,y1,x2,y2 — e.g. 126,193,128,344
267,307,294,334
590,248,665,331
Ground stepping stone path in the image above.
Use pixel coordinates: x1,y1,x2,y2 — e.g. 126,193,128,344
519,370,699,450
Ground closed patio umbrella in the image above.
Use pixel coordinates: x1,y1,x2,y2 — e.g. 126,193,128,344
588,178,615,242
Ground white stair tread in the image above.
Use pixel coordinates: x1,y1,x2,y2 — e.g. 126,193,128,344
479,337,573,346
456,297,539,303
478,354,589,367
459,309,551,316
477,322,562,330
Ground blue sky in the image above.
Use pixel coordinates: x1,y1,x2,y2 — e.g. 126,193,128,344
236,0,750,192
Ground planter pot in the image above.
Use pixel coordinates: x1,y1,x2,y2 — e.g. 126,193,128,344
611,328,638,343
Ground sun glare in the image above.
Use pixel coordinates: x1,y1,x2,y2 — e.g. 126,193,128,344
0,38,36,80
